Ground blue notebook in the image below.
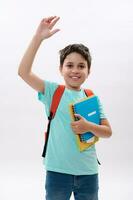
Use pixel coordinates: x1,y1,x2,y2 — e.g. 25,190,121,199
71,95,100,143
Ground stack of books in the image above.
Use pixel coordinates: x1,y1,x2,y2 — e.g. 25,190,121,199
70,95,100,151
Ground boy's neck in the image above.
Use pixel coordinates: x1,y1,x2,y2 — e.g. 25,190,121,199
65,85,81,91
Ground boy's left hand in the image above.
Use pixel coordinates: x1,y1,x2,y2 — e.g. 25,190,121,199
71,114,92,135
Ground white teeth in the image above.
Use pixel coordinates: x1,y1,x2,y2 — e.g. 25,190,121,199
71,76,79,79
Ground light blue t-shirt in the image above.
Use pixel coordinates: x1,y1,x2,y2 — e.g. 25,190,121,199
38,80,106,175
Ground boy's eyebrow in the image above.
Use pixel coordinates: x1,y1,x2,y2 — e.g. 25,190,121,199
66,62,86,65
66,61,73,64
78,62,86,65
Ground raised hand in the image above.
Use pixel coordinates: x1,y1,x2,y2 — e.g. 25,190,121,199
35,16,60,41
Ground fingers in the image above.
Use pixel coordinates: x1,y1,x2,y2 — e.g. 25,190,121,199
41,16,56,23
71,126,81,135
71,115,85,134
48,16,60,36
41,16,60,28
71,125,78,134
46,16,56,21
50,28,60,36
71,122,80,134
40,16,60,38
49,16,60,29
74,114,82,120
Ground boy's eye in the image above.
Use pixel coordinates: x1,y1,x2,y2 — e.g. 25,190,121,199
66,64,73,68
79,65,85,69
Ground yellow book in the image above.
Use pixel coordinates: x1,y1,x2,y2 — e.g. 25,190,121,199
69,95,99,151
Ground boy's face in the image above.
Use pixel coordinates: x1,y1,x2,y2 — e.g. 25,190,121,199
60,52,89,91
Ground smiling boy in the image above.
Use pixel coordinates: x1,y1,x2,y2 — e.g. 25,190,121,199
18,16,112,200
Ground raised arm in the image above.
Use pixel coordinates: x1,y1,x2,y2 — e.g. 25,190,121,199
18,16,60,93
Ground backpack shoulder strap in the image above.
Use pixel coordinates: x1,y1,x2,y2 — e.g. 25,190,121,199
84,88,94,97
42,85,65,157
49,85,65,119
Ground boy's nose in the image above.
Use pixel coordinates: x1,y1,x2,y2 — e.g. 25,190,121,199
71,67,79,73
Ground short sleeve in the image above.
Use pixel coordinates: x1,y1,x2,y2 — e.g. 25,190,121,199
97,96,106,119
38,90,45,103
37,80,58,116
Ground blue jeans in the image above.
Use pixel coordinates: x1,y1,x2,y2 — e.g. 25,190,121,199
45,171,99,200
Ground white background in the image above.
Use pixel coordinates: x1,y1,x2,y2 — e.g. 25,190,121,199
0,0,133,199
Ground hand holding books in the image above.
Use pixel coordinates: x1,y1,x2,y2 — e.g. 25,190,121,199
71,113,92,134
70,96,100,151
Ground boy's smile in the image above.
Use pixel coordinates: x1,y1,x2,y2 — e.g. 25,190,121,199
60,52,89,90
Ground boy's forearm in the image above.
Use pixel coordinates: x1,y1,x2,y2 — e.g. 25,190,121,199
88,122,112,138
18,35,43,76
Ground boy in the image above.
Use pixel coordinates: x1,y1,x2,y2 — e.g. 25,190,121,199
18,16,112,200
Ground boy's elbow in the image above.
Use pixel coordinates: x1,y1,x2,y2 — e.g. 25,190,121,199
18,70,22,77
18,67,23,77
100,119,112,138
18,67,29,79
107,127,112,138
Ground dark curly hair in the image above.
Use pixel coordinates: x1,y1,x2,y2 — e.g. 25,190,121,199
59,44,91,71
